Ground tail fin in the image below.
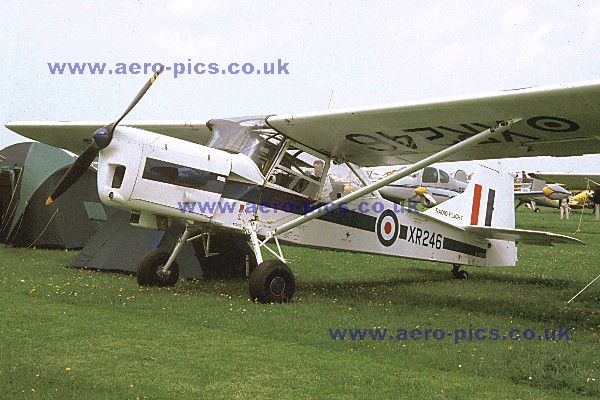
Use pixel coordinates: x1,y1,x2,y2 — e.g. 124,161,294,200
531,178,546,191
425,164,515,229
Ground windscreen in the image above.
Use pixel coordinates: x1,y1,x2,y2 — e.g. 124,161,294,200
207,117,283,174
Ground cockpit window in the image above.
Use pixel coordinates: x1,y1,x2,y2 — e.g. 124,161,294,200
439,169,450,183
206,117,283,174
422,167,438,183
206,118,329,199
268,142,328,199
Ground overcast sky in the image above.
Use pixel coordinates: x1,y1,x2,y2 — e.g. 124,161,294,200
2,0,600,173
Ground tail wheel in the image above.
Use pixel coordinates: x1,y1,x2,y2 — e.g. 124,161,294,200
137,250,180,287
454,270,469,280
249,260,295,303
451,264,469,280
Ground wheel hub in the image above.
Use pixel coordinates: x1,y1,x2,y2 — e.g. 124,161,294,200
269,276,286,296
156,265,170,280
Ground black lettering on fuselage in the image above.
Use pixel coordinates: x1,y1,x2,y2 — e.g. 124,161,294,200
414,228,422,245
405,226,443,249
408,226,416,242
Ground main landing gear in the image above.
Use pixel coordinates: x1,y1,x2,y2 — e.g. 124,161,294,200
451,264,469,280
247,224,295,303
135,225,296,304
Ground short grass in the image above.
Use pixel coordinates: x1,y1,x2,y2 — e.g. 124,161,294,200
1,207,599,399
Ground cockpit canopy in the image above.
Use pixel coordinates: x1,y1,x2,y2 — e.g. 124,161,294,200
422,166,450,184
206,117,336,200
206,117,282,174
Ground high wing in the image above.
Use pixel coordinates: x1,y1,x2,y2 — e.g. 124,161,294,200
6,79,600,164
266,79,600,166
529,172,600,189
5,120,213,155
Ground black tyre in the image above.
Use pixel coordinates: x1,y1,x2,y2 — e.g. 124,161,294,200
137,250,180,287
249,260,295,303
454,270,469,280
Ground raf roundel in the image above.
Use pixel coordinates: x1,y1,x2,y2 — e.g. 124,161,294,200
376,210,399,247
526,116,580,133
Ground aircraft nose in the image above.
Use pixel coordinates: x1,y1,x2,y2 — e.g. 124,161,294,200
93,127,111,149
543,184,569,200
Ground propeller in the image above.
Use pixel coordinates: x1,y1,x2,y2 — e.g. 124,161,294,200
411,186,437,208
46,65,164,206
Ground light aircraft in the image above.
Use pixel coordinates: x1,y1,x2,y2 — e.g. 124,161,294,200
377,167,568,209
530,172,600,208
7,69,600,303
513,178,570,211
570,191,593,208
375,166,468,207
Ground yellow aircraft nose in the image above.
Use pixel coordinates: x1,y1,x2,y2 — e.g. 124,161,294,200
542,186,554,197
415,186,427,196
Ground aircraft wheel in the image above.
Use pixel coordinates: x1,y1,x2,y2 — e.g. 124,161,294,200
249,260,295,303
451,264,468,280
453,270,468,280
137,250,180,287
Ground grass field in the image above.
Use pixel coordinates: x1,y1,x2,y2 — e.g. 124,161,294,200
1,207,599,399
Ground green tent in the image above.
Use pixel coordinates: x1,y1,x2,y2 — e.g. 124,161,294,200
0,142,109,248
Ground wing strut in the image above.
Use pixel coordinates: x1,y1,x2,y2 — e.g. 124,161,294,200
269,119,522,238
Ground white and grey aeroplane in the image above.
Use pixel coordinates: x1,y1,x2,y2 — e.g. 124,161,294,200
376,166,468,207
514,178,571,211
7,68,600,303
376,167,568,209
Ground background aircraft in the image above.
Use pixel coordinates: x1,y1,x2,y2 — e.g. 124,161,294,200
513,177,570,211
374,167,567,209
376,167,467,207
530,172,600,208
530,173,600,189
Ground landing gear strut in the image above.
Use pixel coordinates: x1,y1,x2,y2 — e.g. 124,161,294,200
452,264,469,280
247,224,295,303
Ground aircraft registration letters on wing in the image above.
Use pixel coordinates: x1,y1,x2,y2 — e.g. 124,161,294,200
344,115,580,153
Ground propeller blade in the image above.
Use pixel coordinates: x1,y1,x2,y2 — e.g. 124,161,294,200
47,66,164,205
46,142,99,205
422,192,437,206
411,186,437,208
106,64,165,134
